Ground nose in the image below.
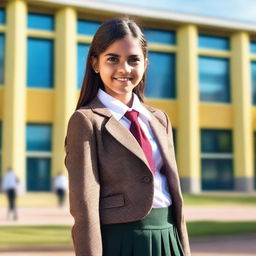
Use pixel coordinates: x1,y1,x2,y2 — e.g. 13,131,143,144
117,61,131,74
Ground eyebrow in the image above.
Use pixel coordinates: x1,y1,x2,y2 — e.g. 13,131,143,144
104,53,141,58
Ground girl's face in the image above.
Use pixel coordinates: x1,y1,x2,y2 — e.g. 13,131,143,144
92,36,147,106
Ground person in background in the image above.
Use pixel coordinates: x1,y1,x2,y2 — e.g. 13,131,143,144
53,172,68,207
2,167,19,220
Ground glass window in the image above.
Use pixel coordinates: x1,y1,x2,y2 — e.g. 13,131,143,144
77,43,90,89
0,8,5,25
146,52,176,99
0,34,4,85
28,13,54,31
251,62,256,105
201,129,233,190
27,38,54,88
199,56,230,102
201,130,232,153
26,157,51,191
202,158,233,190
250,41,256,54
199,35,230,50
77,20,101,35
26,124,52,151
144,29,176,44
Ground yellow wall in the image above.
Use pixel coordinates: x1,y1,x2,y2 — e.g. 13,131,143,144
26,90,55,123
0,0,255,192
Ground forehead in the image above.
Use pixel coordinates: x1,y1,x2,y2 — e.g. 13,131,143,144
103,36,143,56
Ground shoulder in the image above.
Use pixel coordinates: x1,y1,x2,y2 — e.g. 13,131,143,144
142,103,170,127
66,107,94,137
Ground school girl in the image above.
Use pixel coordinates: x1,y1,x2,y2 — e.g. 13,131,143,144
65,17,191,256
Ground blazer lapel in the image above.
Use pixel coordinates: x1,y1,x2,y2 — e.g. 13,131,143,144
89,98,151,170
147,110,172,171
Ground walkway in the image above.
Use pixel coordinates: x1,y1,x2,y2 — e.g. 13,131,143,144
1,205,256,225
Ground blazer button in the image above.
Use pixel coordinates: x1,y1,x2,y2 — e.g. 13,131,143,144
143,176,152,183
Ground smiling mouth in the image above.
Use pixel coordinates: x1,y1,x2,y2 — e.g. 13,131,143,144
113,77,133,81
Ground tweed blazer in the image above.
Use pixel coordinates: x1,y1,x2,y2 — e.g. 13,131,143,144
64,96,191,256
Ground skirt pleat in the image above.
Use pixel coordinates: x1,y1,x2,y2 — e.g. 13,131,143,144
121,229,133,256
152,230,161,256
101,206,184,256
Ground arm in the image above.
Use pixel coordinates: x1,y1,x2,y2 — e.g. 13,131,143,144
65,111,102,256
163,112,191,256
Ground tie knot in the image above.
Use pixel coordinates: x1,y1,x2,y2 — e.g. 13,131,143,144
124,110,139,122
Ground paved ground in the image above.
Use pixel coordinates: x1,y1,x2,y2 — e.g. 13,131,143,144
0,205,256,255
1,205,256,225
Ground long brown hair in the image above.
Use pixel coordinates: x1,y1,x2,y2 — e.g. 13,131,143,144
76,17,148,110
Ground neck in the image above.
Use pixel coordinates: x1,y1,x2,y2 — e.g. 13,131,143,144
114,93,133,107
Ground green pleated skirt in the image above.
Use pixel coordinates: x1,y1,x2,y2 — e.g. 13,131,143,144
101,206,184,256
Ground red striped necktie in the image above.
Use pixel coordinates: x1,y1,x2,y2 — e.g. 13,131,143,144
124,110,155,174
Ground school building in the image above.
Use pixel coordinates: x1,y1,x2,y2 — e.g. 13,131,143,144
0,0,255,193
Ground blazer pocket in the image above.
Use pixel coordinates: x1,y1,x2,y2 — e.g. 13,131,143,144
100,194,125,209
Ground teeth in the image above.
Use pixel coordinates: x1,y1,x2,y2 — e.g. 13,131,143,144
116,78,131,81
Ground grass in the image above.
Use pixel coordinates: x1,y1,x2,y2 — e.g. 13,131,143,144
188,221,256,237
183,193,256,206
0,222,256,249
0,226,72,248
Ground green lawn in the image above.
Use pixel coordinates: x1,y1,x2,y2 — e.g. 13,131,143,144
183,193,256,206
187,221,256,237
0,226,72,248
0,222,256,249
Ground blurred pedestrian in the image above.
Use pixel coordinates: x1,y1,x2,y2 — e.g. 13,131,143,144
53,172,68,207
2,167,19,220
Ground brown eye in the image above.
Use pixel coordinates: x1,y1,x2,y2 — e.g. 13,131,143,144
129,57,140,63
107,56,118,63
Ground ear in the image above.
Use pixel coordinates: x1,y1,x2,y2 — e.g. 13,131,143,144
91,56,99,73
144,57,148,72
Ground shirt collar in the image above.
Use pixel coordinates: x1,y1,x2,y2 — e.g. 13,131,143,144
97,88,151,121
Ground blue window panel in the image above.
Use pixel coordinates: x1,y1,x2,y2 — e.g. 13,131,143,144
202,159,233,190
77,20,101,35
145,52,176,99
27,38,54,88
144,29,176,44
201,130,232,153
0,8,5,24
199,56,230,102
77,43,90,89
26,157,51,191
0,34,4,85
250,42,256,54
251,62,256,105
26,124,52,151
28,13,54,31
199,35,230,50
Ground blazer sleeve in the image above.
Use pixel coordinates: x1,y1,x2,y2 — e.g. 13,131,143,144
164,112,191,256
65,111,102,256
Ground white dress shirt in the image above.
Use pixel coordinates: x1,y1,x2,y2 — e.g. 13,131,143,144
97,89,172,208
2,170,19,191
53,174,68,190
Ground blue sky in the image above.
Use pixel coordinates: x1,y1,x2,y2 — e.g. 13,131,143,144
99,0,256,23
